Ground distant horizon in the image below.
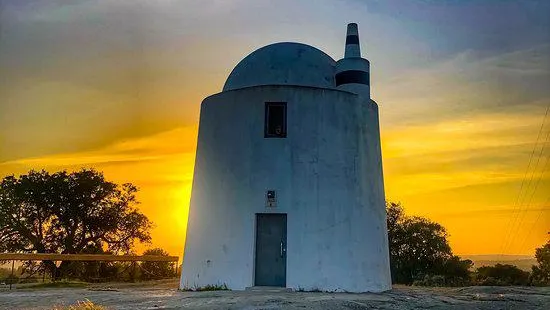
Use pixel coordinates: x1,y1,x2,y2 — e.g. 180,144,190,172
459,254,535,259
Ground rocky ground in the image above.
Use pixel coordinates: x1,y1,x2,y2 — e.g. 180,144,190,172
1,280,548,309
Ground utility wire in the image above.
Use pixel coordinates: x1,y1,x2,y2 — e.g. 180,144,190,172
518,195,550,253
506,130,550,252
500,104,550,256
513,152,549,243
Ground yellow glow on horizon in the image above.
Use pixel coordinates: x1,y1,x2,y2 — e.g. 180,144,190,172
380,109,549,256
1,108,547,258
0,126,198,259
1,0,549,265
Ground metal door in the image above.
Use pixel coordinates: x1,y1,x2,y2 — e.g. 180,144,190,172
254,213,287,286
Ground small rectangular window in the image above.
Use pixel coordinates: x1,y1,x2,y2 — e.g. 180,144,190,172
264,102,287,138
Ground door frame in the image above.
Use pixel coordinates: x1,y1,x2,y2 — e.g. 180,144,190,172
253,213,287,287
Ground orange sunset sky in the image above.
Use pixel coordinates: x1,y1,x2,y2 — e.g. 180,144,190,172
0,0,549,259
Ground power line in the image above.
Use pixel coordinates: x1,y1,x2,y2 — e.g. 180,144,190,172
506,130,550,252
513,153,549,238
500,104,550,256
518,196,550,253
500,106,548,255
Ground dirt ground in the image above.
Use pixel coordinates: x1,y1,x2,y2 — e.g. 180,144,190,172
1,279,549,310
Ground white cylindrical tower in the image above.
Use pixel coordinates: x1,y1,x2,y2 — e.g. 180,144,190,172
180,24,391,293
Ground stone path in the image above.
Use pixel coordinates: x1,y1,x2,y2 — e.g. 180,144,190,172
1,282,548,309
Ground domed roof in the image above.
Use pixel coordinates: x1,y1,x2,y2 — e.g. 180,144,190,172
223,42,336,91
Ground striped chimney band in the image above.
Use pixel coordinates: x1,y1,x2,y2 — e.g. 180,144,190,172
344,23,360,58
335,70,370,87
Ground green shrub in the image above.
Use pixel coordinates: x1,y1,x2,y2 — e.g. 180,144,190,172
474,264,530,286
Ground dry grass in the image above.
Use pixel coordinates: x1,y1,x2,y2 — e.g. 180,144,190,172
19,281,88,289
52,299,106,310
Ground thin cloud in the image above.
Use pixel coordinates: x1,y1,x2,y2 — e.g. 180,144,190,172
0,126,197,168
377,44,550,127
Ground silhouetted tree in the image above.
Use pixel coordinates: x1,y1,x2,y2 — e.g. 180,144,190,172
140,248,174,280
530,240,550,286
0,169,152,279
475,264,530,286
434,256,473,286
386,202,471,285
